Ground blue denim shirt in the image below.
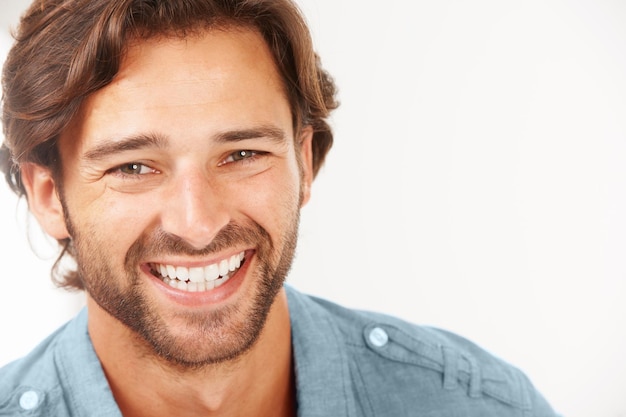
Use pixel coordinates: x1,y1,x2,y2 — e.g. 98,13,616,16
0,285,559,416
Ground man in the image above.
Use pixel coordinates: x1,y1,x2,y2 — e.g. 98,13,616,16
0,0,558,416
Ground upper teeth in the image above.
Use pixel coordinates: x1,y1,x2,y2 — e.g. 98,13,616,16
154,251,245,283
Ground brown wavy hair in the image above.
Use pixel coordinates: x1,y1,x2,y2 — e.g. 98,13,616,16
0,0,338,290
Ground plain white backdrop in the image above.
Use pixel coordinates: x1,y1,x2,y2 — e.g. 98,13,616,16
1,1,625,417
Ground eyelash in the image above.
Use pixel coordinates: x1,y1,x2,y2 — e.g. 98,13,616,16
219,149,264,166
108,162,159,177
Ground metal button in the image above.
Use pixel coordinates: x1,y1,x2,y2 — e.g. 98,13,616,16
19,390,39,410
369,326,389,347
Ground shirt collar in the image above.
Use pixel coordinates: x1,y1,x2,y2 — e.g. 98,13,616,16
55,286,356,417
286,285,357,417
55,308,122,417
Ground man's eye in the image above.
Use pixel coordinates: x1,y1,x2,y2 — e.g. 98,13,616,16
231,150,256,161
220,150,260,166
116,163,156,175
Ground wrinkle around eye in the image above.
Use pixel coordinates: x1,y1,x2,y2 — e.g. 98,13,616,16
105,172,163,194
100,162,164,194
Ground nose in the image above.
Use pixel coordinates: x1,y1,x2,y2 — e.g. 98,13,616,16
160,169,230,249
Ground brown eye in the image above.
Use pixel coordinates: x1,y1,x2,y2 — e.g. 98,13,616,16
218,149,265,167
232,150,255,161
116,163,155,175
120,163,142,174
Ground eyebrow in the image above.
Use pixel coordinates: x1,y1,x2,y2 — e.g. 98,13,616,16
213,126,287,144
82,133,167,161
81,125,288,162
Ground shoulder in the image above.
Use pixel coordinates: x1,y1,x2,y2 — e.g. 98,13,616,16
287,286,558,416
0,327,64,413
0,312,85,416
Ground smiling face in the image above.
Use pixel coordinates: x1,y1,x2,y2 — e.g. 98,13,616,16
41,27,313,367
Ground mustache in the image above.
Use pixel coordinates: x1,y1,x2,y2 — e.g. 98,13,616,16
124,222,272,265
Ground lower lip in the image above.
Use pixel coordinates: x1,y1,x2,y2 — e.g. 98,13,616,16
144,251,254,307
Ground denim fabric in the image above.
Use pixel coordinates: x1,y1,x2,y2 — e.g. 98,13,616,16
0,308,122,416
0,285,559,416
288,289,559,417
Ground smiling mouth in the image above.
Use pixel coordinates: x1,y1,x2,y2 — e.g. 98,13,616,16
149,251,246,292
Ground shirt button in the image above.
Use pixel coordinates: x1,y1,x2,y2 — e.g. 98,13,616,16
19,390,40,410
369,327,389,347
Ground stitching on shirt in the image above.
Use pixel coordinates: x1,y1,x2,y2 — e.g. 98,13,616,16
325,314,354,417
363,323,529,409
54,337,83,415
347,352,376,417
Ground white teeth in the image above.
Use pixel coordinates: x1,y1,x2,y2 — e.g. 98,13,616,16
218,259,229,276
215,274,229,288
228,255,240,271
205,264,219,281
154,252,246,293
175,266,189,281
189,267,204,283
166,264,176,279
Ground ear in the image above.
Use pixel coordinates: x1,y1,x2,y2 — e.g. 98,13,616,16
20,163,70,240
298,126,314,207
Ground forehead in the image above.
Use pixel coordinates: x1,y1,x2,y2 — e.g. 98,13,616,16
62,27,292,151
121,27,281,88
113,27,285,111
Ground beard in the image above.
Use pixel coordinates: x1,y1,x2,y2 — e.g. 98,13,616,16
63,208,300,370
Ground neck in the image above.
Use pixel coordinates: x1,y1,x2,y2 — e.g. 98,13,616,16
87,289,295,417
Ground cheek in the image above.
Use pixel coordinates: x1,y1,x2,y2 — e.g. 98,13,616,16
67,189,158,247
233,167,301,229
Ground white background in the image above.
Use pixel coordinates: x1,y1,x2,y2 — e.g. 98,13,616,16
1,1,625,417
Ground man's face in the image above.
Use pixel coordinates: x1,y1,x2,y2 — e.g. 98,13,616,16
55,28,312,367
